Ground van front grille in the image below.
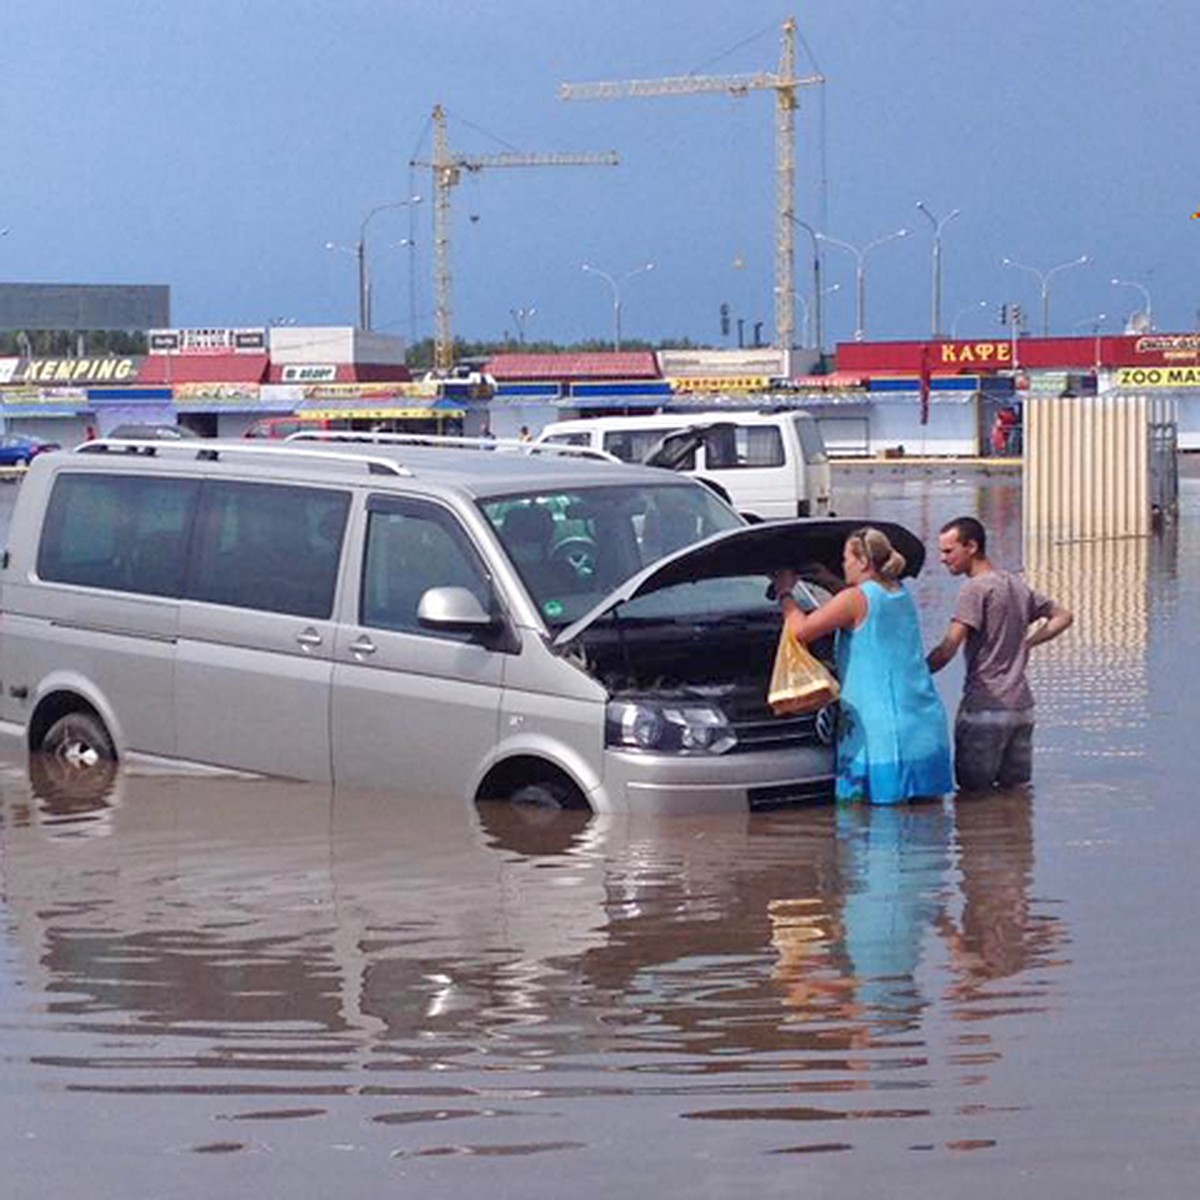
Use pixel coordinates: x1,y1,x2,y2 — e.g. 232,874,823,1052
728,702,836,754
748,779,836,809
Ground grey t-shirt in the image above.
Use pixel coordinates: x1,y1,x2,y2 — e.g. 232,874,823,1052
954,570,1055,712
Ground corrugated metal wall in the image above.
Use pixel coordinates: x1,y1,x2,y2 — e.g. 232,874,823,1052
1023,392,1177,540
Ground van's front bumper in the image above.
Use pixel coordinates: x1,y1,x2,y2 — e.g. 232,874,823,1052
599,744,834,814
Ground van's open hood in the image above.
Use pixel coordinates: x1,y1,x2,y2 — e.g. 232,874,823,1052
552,517,925,647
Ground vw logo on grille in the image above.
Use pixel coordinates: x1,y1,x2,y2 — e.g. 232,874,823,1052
814,704,836,746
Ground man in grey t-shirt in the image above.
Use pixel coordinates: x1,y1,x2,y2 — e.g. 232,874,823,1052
926,516,1073,790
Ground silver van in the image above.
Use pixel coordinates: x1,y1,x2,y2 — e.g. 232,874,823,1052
0,438,921,813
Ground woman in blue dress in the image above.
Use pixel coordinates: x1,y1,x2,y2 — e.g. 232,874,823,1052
774,527,952,804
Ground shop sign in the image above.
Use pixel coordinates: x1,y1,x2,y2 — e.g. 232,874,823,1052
938,341,1012,365
0,386,86,406
148,328,267,355
670,376,770,393
1133,335,1200,361
19,357,140,383
0,358,20,385
1116,366,1200,388
281,364,337,383
301,382,423,400
301,406,463,420
174,382,261,403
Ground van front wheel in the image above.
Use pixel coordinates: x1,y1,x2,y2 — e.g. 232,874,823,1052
40,712,115,769
510,780,585,810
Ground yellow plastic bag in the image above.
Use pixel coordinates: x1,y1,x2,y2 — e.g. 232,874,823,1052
767,628,840,716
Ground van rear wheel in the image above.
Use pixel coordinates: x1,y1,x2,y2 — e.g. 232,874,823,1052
40,712,115,769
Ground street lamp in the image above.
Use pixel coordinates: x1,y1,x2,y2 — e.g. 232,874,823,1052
785,214,824,356
1110,277,1153,330
581,262,655,351
327,195,422,331
1001,254,1088,335
775,282,840,349
817,228,909,342
1074,313,1107,376
915,201,960,337
509,306,537,346
950,299,988,338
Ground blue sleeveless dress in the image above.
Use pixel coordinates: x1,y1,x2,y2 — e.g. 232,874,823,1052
834,580,953,804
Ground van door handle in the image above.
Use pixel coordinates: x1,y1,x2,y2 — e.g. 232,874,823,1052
349,635,377,657
295,628,324,649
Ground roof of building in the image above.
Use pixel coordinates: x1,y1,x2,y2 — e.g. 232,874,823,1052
485,351,661,381
137,354,269,384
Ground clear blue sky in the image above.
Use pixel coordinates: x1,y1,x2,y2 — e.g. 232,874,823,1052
3,0,1196,348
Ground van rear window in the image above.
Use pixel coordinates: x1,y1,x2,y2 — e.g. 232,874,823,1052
37,473,200,597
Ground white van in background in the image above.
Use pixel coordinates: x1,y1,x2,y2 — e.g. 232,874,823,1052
533,410,833,521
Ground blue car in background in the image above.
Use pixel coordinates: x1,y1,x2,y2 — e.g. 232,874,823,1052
0,434,61,467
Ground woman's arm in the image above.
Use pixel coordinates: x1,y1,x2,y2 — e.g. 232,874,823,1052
780,586,865,643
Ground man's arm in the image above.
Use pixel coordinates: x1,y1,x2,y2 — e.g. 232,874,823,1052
1027,602,1073,648
927,619,970,673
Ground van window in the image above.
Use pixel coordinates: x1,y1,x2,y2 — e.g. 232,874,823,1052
37,473,200,597
792,415,828,465
540,432,590,448
481,482,740,627
188,481,349,618
360,500,491,640
602,428,685,464
705,425,784,469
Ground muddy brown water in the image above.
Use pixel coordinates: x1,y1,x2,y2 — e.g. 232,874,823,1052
0,471,1196,1198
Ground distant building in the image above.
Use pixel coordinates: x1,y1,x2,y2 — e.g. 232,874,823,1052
0,283,169,332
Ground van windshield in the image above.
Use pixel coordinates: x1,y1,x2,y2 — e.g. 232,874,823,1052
480,482,742,628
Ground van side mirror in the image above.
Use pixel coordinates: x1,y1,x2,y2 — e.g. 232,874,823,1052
418,586,520,652
417,586,497,632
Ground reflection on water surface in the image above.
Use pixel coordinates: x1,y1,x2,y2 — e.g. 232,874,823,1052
0,472,1197,1198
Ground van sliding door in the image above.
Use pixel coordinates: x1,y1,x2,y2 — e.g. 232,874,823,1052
176,480,350,780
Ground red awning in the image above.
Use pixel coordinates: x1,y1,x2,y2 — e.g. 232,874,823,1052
137,354,270,384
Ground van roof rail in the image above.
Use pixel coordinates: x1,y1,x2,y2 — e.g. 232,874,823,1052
74,437,412,477
286,429,622,463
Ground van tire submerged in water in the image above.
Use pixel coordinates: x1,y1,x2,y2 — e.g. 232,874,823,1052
510,780,585,810
39,711,115,770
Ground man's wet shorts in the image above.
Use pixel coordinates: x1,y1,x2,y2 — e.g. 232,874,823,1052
954,706,1034,790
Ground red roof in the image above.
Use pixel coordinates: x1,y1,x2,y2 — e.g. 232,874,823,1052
486,351,661,381
137,354,269,384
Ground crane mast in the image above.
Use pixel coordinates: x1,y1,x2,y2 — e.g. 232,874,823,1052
561,18,823,356
413,105,619,373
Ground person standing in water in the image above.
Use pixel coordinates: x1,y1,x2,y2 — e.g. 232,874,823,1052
926,516,1072,791
774,527,953,805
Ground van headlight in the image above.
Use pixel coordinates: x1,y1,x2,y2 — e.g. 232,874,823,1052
606,699,737,755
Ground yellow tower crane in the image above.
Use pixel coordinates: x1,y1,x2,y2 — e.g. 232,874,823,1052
411,104,619,373
561,18,823,359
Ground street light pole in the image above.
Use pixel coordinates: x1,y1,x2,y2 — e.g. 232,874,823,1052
1001,254,1089,336
509,306,536,346
1074,313,1107,377
950,299,989,338
354,195,422,331
915,201,960,337
818,229,908,342
581,262,655,350
1110,277,1153,329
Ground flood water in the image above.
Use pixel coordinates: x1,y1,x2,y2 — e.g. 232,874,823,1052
1,468,1197,1198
